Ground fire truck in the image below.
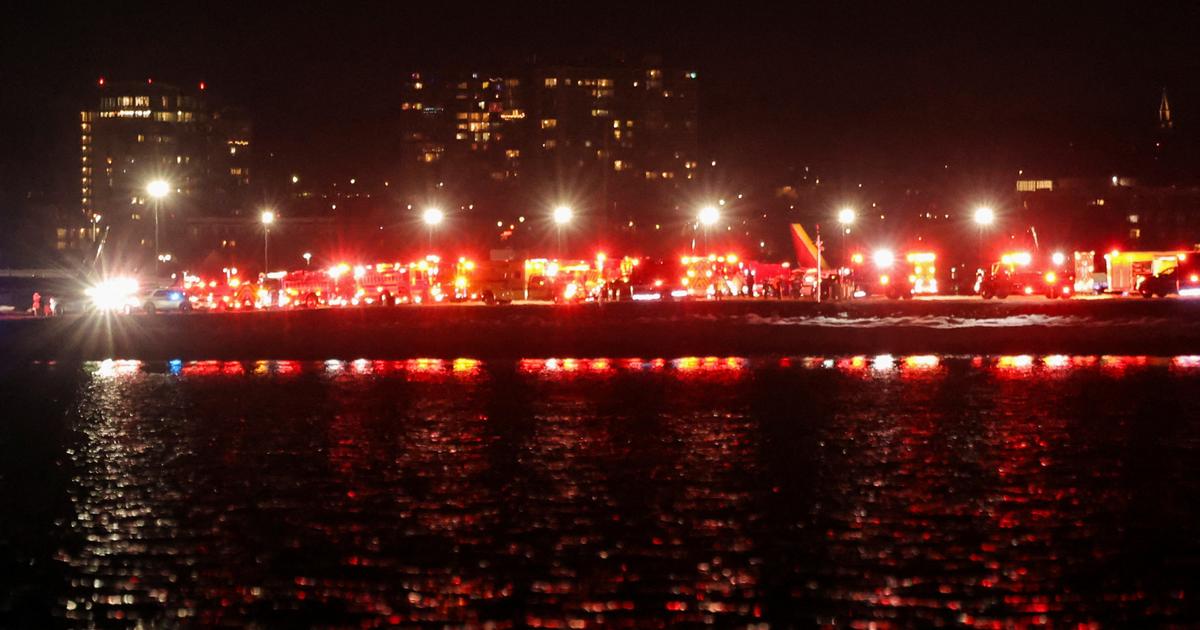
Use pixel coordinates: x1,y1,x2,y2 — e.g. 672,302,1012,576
1138,255,1200,297
451,257,522,304
321,256,444,306
1103,249,1196,294
977,252,1074,299
679,254,750,298
182,273,258,310
859,249,938,299
274,269,335,307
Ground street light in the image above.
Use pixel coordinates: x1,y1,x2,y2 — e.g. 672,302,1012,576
303,252,312,267
147,179,170,272
261,209,275,272
422,207,444,249
837,207,856,264
696,205,719,254
552,205,573,255
973,206,995,266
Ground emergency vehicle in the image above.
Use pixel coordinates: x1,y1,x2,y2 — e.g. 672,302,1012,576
861,249,938,299
1103,249,1197,294
977,252,1074,299
1138,256,1200,298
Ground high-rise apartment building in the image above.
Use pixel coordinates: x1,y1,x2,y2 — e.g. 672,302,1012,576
397,59,699,224
80,80,251,259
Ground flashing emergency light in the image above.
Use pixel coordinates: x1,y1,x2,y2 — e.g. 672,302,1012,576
1051,251,1066,266
873,249,895,268
1001,252,1032,266
906,252,936,264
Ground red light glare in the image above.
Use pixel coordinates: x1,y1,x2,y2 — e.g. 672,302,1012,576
199,81,206,90
98,77,105,87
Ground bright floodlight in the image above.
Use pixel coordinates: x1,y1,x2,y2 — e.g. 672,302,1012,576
261,210,276,225
837,207,856,225
974,206,995,226
1051,251,1066,266
552,205,573,225
873,248,895,268
146,179,170,199
422,207,444,226
85,277,139,311
698,205,720,226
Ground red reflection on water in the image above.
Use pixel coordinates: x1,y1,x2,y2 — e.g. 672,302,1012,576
837,356,868,373
452,358,482,376
903,355,940,370
406,358,444,373
181,361,221,377
1100,355,1148,375
997,355,1034,370
672,356,746,372
1042,355,1071,370
275,360,302,375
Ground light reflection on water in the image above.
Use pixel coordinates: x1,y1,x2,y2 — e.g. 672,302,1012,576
3,356,1199,626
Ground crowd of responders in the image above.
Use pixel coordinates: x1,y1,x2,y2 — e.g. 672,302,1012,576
83,246,1200,314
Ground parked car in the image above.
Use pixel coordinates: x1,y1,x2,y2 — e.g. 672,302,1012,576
130,288,193,314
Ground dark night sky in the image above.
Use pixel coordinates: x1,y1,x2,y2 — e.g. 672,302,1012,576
4,2,1200,199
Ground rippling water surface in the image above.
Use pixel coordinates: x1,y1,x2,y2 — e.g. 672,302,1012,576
2,355,1200,627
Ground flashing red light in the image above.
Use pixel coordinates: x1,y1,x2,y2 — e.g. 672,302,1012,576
98,77,105,87
199,81,206,90
147,78,153,85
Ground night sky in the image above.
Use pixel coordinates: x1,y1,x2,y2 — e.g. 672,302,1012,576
4,2,1200,199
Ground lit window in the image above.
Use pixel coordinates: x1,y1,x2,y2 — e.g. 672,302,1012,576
544,78,558,87
540,119,557,129
613,160,624,171
1130,228,1141,239
1128,214,1139,224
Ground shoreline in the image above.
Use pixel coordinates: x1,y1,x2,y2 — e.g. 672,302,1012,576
3,299,1200,360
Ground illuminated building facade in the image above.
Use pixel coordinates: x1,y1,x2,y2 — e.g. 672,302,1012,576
80,80,252,259
398,59,699,225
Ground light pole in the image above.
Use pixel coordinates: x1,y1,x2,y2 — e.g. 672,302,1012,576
422,207,444,249
698,205,719,254
303,252,312,267
973,206,995,267
837,207,855,265
261,210,275,273
146,179,170,271
552,205,573,256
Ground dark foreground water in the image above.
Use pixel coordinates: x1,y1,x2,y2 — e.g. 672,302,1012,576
2,355,1199,627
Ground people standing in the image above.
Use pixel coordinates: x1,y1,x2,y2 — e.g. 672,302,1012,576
31,291,41,317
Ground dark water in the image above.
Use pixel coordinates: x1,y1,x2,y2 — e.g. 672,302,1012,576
2,355,1199,627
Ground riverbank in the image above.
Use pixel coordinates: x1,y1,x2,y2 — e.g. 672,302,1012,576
3,298,1200,360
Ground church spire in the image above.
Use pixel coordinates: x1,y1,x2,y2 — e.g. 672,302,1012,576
1159,87,1173,130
